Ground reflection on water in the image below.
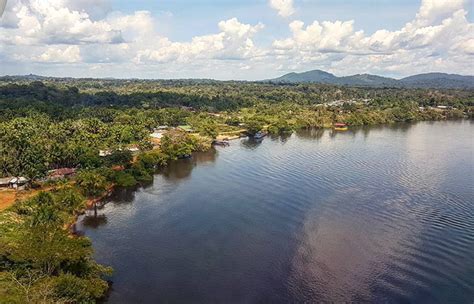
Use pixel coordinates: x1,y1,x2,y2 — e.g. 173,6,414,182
78,121,474,304
160,149,218,181
269,133,292,143
240,137,264,149
82,212,107,228
295,128,325,140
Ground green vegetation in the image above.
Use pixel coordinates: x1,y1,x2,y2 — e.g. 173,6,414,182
0,78,472,302
0,82,472,172
0,188,112,303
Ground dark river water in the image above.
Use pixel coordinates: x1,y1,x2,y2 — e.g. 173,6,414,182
78,121,474,303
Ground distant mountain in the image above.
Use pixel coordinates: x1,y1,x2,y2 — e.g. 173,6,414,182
269,70,474,89
399,73,474,89
271,70,337,84
2,71,473,90
0,74,49,81
337,74,400,87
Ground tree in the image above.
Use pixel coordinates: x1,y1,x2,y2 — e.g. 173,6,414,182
105,150,133,167
244,117,265,135
0,190,111,303
76,170,108,197
54,188,85,213
160,130,195,160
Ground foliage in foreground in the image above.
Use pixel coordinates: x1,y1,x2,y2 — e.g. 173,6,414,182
0,188,112,303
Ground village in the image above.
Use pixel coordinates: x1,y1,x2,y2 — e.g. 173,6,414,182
0,121,248,209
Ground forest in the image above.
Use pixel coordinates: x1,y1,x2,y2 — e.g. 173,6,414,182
0,78,473,303
1,79,472,179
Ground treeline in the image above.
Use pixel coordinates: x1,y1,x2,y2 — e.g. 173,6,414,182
0,81,472,179
0,108,214,178
0,81,250,114
1,80,473,116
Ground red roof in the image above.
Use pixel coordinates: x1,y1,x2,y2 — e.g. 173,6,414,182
334,123,347,127
49,168,76,177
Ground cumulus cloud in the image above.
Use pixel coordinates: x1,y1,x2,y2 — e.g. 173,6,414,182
273,20,359,53
36,45,81,63
415,0,466,25
135,18,265,64
0,0,124,45
64,0,112,20
269,0,295,17
0,1,265,67
0,0,472,78
271,0,474,76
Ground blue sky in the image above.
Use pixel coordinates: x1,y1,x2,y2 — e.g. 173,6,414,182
84,0,473,38
0,0,473,79
112,0,422,43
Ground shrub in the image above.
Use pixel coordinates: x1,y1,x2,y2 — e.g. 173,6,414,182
112,171,137,187
76,170,108,197
52,273,109,303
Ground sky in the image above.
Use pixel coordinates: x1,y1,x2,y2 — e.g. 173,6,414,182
0,0,473,80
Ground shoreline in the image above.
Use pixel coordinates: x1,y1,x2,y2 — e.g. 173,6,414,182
2,119,470,303
1,118,469,213
73,120,473,303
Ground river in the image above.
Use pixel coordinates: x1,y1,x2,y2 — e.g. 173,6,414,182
77,121,474,303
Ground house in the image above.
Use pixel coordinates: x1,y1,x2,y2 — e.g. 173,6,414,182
8,177,30,190
156,125,169,130
178,125,195,133
47,168,77,180
99,150,112,157
127,147,140,153
0,177,11,188
151,132,164,139
151,130,166,139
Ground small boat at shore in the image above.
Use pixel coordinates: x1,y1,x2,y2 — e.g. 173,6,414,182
212,140,230,147
253,131,267,140
333,123,348,131
178,154,192,159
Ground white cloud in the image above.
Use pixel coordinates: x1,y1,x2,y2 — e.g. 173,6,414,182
63,0,112,20
0,0,472,79
269,0,295,17
271,0,474,76
0,0,123,45
274,20,358,53
415,0,466,25
135,18,265,64
36,45,81,63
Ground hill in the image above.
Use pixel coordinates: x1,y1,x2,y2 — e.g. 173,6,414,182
269,70,474,89
399,73,474,89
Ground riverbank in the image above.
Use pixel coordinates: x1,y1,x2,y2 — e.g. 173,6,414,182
0,136,201,302
78,121,474,303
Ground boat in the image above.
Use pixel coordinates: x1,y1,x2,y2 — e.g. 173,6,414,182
212,140,230,147
177,154,192,159
333,123,348,131
253,131,267,139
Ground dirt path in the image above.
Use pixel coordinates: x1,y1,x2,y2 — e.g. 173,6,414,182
0,190,16,210
0,186,57,211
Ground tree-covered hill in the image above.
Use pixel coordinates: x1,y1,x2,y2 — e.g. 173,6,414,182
269,70,474,89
